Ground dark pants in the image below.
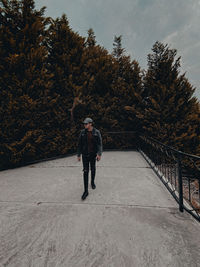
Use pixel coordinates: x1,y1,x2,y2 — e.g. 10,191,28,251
82,153,96,192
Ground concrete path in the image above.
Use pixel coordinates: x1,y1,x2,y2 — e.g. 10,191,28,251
0,151,199,267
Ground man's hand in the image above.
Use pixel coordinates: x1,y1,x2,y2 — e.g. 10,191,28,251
96,155,101,161
77,156,81,161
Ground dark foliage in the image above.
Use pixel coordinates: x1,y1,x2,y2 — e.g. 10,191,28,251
0,1,199,170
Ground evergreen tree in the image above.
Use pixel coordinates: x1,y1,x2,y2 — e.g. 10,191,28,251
112,35,125,62
111,35,143,132
77,28,115,129
47,14,85,123
0,0,52,167
46,14,87,154
86,28,96,47
140,41,200,153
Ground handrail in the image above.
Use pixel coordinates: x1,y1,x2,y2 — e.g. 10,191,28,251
145,136,200,160
139,135,200,222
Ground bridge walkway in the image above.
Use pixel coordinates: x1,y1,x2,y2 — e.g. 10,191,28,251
0,151,199,266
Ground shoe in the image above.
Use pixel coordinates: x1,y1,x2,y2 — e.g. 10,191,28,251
81,191,88,200
91,183,96,189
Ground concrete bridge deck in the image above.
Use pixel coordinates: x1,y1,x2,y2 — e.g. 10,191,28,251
0,151,199,267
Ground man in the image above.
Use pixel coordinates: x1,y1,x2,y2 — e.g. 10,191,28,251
77,117,103,200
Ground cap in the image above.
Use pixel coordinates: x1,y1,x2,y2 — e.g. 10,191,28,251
83,117,93,124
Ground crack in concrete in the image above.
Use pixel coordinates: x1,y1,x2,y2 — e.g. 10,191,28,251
0,200,176,210
28,166,151,169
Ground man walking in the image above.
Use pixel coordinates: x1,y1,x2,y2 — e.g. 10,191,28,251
77,118,103,200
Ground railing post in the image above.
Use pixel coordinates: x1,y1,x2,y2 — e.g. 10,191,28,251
177,153,184,212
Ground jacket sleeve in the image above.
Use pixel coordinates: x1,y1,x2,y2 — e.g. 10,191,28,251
97,130,103,156
77,132,82,157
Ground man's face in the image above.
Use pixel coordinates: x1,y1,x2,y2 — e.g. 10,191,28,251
84,123,92,129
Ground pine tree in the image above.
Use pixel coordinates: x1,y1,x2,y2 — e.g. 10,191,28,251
0,0,52,168
47,14,85,122
77,28,115,129
140,41,200,153
86,28,96,47
111,35,143,132
112,36,125,63
46,14,87,154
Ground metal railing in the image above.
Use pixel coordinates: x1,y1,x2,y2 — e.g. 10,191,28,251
139,135,200,222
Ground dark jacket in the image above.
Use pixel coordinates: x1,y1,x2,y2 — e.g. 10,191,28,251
77,127,103,157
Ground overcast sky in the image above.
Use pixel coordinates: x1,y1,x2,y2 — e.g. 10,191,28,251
35,0,200,99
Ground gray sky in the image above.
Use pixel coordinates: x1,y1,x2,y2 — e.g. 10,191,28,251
35,0,200,99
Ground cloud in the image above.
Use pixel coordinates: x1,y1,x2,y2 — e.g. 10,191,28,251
161,1,200,95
